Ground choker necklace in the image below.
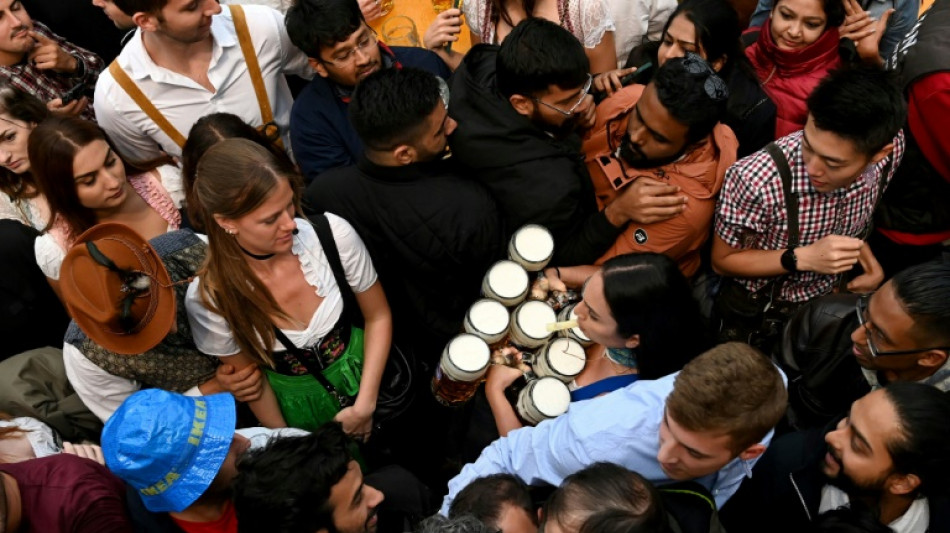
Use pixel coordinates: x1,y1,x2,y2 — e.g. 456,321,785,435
238,244,275,261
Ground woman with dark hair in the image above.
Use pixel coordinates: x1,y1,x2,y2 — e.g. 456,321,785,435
602,0,776,158
0,86,51,229
744,0,846,138
180,112,291,232
424,0,617,73
486,252,708,436
185,138,391,438
541,463,668,533
28,116,181,289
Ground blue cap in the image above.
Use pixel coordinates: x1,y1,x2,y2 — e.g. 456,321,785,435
102,390,237,513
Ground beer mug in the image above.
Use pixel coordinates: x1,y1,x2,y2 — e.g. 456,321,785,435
516,376,571,425
432,333,490,406
464,299,510,345
481,260,530,307
533,338,586,382
509,300,556,349
507,224,554,272
558,303,593,347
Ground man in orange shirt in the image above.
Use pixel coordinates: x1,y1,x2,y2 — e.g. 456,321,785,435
583,54,738,277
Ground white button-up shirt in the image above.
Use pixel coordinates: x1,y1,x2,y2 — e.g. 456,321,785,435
94,4,312,162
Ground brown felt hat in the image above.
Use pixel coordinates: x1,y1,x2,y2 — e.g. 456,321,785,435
60,223,176,355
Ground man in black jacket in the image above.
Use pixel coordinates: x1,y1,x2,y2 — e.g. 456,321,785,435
448,18,663,267
720,383,950,533
304,67,505,366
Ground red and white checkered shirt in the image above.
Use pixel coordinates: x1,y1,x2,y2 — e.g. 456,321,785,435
0,21,103,122
715,129,905,303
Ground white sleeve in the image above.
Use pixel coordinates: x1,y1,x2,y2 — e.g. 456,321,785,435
462,0,484,39
264,6,313,79
0,194,24,223
155,164,185,209
184,279,242,356
94,73,165,163
63,342,141,422
325,213,378,293
571,0,615,49
34,233,66,280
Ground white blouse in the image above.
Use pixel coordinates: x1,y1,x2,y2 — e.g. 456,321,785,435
186,214,377,357
463,0,615,49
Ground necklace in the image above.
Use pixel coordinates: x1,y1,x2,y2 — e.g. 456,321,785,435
238,244,275,260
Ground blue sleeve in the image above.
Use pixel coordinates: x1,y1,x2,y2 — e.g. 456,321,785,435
290,85,361,184
749,0,773,28
879,0,919,58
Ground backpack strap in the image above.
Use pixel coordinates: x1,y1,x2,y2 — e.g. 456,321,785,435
229,5,282,147
765,142,800,247
108,61,187,149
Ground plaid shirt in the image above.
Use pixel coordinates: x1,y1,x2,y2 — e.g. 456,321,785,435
0,21,102,122
715,130,905,302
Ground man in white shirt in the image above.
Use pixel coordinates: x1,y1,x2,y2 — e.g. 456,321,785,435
94,0,311,162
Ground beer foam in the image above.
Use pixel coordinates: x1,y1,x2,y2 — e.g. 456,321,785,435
513,225,554,262
447,334,490,372
488,261,529,298
546,338,586,376
531,377,571,417
468,299,509,335
517,301,557,340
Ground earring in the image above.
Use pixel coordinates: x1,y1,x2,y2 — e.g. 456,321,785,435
225,228,237,236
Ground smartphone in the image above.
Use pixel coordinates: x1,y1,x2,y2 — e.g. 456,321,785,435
593,61,655,104
61,82,86,105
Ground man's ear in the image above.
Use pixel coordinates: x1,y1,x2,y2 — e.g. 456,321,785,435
308,57,329,79
393,145,415,166
738,443,767,461
918,349,949,370
509,94,535,118
624,334,641,350
869,142,894,165
132,12,159,32
886,473,921,496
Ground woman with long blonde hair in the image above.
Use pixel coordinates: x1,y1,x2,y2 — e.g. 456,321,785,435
185,139,391,438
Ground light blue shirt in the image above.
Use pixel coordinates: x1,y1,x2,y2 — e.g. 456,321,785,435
440,373,774,515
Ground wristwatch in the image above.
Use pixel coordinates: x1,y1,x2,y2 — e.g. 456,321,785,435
781,247,798,272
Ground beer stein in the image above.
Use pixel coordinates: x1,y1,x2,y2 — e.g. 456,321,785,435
481,260,529,307
432,333,490,406
464,299,510,345
509,300,556,349
557,303,593,347
516,376,571,425
507,224,554,272
532,337,586,382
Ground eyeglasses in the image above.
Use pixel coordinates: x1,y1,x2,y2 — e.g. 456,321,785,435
322,29,378,67
532,74,593,117
855,293,950,358
681,52,729,102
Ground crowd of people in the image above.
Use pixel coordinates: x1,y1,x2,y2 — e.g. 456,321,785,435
0,0,948,531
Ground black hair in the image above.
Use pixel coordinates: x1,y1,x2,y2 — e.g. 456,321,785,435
890,261,950,346
809,506,893,533
449,474,536,529
663,0,741,71
770,0,845,28
181,113,289,232
882,382,950,499
285,0,365,58
496,18,589,98
232,423,353,533
806,67,906,155
543,463,668,533
113,0,168,15
349,67,442,151
652,56,727,145
416,515,494,533
601,252,709,379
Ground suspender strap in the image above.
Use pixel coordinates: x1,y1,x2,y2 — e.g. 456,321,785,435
108,61,188,149
230,5,282,146
765,142,800,247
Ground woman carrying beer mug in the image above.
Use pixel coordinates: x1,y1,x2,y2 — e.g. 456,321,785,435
486,252,708,436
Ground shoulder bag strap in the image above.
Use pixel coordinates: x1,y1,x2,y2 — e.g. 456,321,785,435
109,61,188,149
229,5,282,146
765,142,800,247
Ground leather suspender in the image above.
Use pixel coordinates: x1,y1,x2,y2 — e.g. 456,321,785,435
765,142,800,247
108,5,278,150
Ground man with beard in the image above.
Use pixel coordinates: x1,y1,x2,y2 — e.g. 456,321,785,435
720,383,950,533
0,0,103,120
778,260,950,429
449,18,660,266
287,0,450,183
95,0,312,162
582,53,738,277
